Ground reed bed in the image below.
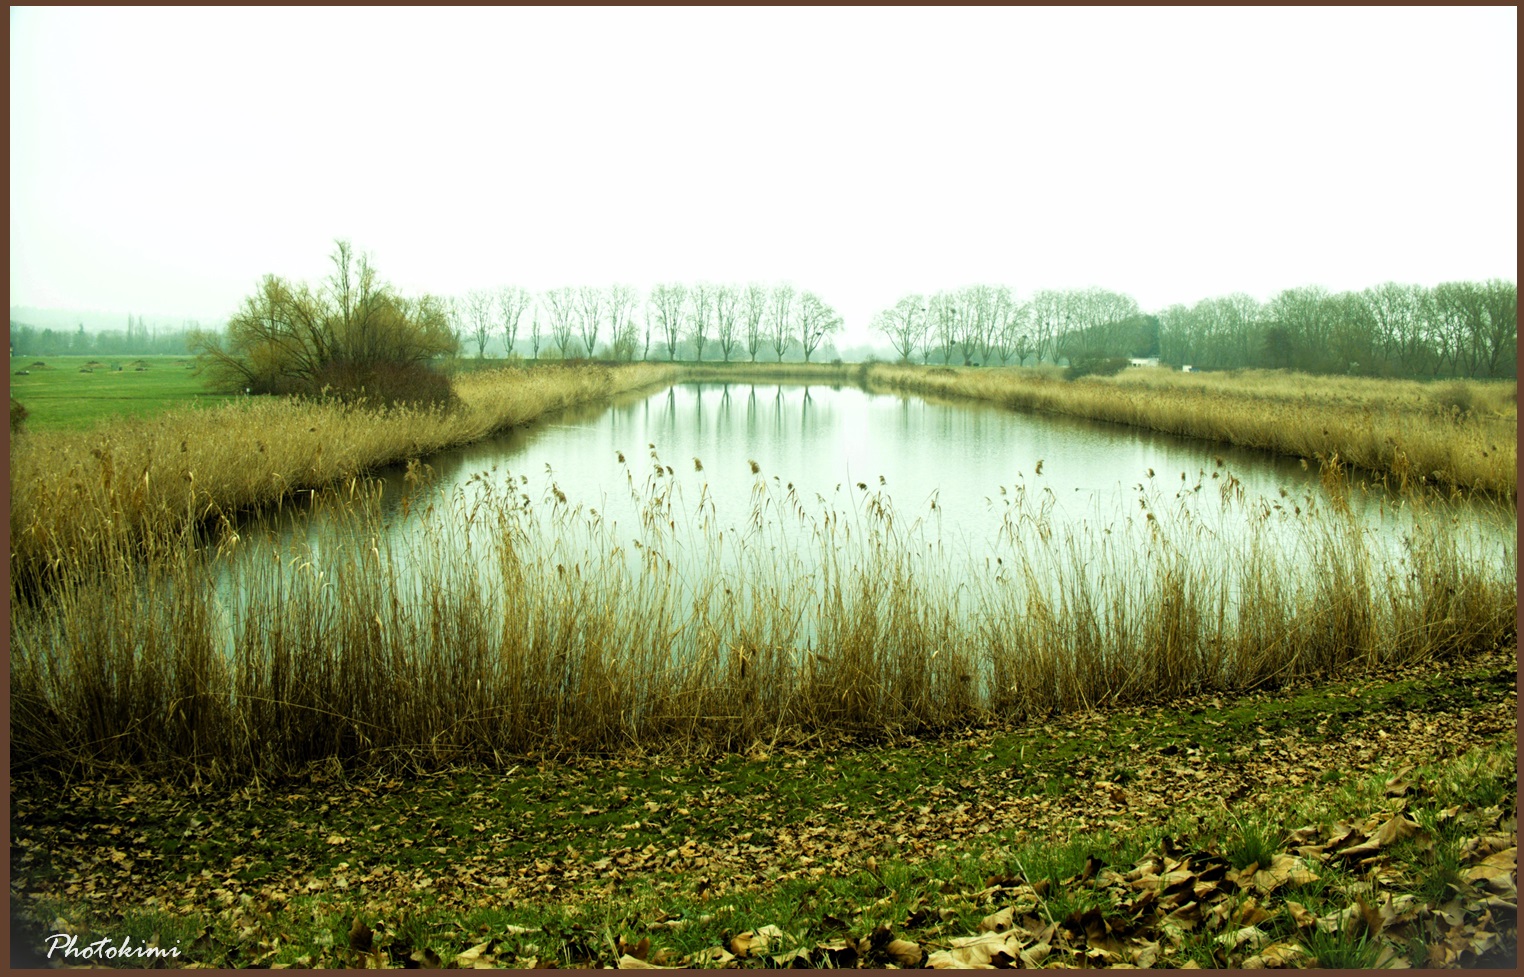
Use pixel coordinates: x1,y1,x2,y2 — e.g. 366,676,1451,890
11,458,1514,781
678,361,864,384
864,365,1517,497
8,363,675,597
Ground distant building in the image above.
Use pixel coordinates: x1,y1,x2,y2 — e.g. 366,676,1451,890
1181,364,1194,373
1128,357,1160,368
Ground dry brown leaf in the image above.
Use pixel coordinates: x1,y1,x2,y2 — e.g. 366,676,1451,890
1353,896,1385,940
1336,814,1421,858
687,945,736,966
1464,846,1516,889
1253,853,1319,894
1433,896,1466,928
886,939,923,967
1235,896,1273,927
618,954,676,969
928,931,1019,969
455,941,493,968
978,906,1013,932
1242,940,1307,969
1020,941,1053,968
1216,925,1271,952
1129,940,1160,968
1372,943,1412,969
1286,901,1318,929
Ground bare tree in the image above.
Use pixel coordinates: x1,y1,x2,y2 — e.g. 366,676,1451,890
742,283,768,362
1024,290,1074,364
650,283,688,361
985,287,1017,364
443,296,466,361
796,291,842,362
1005,301,1035,365
954,285,992,365
873,293,927,362
466,289,496,358
928,291,958,364
1477,279,1516,378
544,287,579,359
768,284,796,362
576,285,605,358
688,282,713,362
529,309,544,361
607,285,638,361
497,286,532,359
714,284,741,362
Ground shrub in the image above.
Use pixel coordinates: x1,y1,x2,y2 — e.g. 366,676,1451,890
1430,380,1474,417
10,397,28,432
1064,356,1130,381
307,359,459,410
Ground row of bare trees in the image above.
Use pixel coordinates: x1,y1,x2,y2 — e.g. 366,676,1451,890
1161,280,1517,378
871,280,1516,378
454,283,844,363
872,286,1145,366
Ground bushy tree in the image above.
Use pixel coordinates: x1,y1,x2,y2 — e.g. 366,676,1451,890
192,241,458,405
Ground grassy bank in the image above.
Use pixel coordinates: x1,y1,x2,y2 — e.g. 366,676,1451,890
11,450,1514,781
11,646,1515,968
863,365,1517,498
8,362,676,595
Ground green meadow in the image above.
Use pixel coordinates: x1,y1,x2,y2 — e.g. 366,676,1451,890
8,354,238,432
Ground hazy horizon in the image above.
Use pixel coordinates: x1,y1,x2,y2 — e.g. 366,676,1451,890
11,8,1517,347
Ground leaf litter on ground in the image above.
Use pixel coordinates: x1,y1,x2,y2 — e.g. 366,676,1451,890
9,644,1516,967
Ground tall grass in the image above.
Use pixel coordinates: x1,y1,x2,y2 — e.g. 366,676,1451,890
864,365,1517,497
8,363,675,598
11,457,1514,781
679,361,865,384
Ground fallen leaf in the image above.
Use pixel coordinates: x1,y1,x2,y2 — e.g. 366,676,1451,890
978,906,1013,932
455,941,493,967
1336,814,1421,859
886,939,923,967
1216,925,1271,952
618,954,675,969
348,917,372,952
1243,940,1307,969
1253,853,1319,894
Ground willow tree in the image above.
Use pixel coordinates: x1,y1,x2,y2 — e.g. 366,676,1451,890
191,241,458,404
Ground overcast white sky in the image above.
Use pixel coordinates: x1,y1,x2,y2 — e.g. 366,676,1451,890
10,6,1518,344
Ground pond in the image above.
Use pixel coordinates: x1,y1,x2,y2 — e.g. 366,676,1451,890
223,380,1514,602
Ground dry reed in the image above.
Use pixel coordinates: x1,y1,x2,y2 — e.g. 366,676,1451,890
8,363,675,597
10,458,1514,781
864,365,1517,497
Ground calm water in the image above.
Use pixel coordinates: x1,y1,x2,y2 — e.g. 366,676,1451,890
231,380,1514,575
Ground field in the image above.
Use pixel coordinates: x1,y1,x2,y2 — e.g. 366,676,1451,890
8,355,237,431
8,358,1517,968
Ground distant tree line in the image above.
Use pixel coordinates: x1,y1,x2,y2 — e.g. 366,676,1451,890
453,282,845,364
871,286,1154,367
870,280,1516,378
1161,281,1517,378
9,317,201,357
189,243,859,408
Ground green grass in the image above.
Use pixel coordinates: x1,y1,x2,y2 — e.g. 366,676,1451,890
8,354,235,431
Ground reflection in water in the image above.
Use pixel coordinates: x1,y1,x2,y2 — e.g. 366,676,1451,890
230,381,1514,590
